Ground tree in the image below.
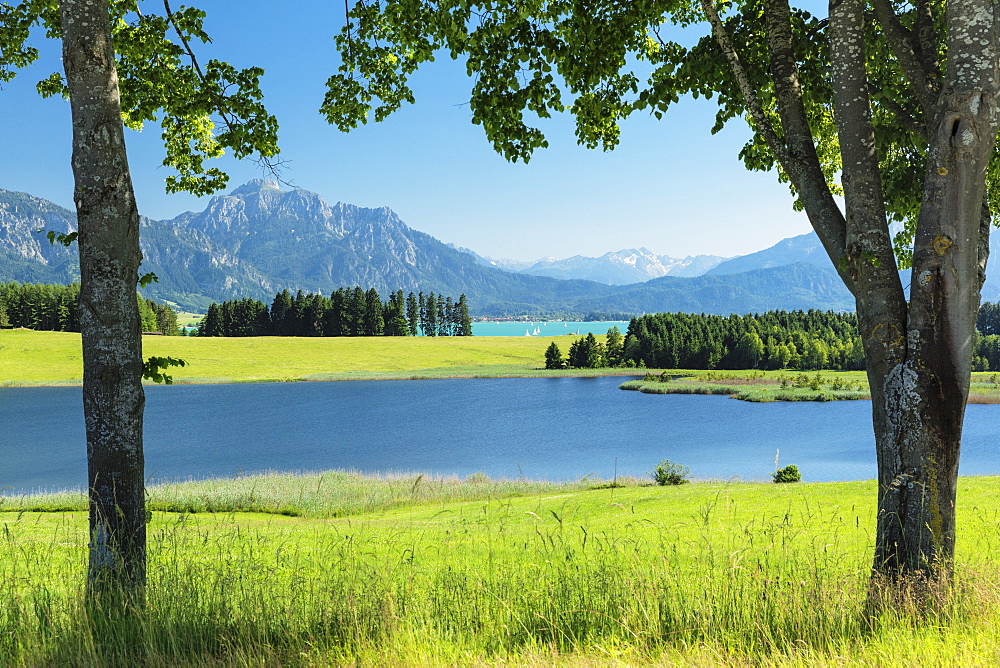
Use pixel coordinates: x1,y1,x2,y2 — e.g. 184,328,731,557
406,291,419,335
384,289,410,336
363,287,385,335
423,291,438,337
605,326,624,367
321,0,1000,584
544,341,564,369
456,294,473,336
2,1,278,597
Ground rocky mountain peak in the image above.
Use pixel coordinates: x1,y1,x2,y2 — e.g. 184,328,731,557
228,179,285,197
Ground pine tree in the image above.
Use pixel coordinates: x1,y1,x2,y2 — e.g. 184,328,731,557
544,342,564,370
269,290,293,336
456,294,473,336
199,303,223,337
605,326,624,367
424,291,437,337
363,287,385,336
406,292,419,335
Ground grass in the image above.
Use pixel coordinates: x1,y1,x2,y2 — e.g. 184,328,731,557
622,370,872,402
625,369,1000,403
0,329,636,385
3,471,1000,664
6,330,1000,406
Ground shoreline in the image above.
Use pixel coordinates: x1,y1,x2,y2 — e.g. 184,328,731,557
0,368,647,388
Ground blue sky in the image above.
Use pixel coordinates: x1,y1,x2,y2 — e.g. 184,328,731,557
0,2,815,262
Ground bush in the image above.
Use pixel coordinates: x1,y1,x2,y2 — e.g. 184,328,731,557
773,464,801,483
650,460,690,486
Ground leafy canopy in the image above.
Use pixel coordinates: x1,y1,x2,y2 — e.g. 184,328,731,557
321,0,1000,268
0,0,279,196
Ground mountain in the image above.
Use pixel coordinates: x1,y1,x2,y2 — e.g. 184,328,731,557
514,248,728,284
704,229,1000,302
460,246,727,284
1,181,858,316
0,189,80,284
568,263,853,314
706,232,828,275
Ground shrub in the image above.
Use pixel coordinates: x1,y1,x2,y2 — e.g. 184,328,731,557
650,459,690,486
773,464,801,483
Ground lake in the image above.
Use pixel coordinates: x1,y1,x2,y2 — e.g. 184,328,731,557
470,320,629,336
2,376,998,493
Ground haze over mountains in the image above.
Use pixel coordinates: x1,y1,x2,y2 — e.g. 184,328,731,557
460,246,728,285
0,180,875,316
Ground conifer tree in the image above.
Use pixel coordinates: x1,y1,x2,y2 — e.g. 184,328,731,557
406,292,419,335
456,294,473,336
544,342,564,370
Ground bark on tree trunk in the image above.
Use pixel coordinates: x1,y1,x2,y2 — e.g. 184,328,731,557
61,0,147,595
871,83,997,579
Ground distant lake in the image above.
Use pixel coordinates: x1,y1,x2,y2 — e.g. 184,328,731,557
3,376,999,493
471,320,629,336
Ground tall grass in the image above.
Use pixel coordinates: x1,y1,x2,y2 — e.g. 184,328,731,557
0,470,597,516
2,474,1000,664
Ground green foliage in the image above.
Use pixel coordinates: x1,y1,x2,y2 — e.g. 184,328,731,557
623,310,866,372
1,1,279,197
773,465,802,483
0,281,80,332
142,356,186,385
650,459,690,486
197,287,472,337
42,230,78,247
621,372,872,403
138,272,159,288
544,341,564,369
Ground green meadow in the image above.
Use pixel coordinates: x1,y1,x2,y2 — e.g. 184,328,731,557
8,329,1000,404
3,472,1000,664
0,329,635,385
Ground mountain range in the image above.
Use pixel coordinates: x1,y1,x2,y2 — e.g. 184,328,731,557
461,246,728,284
0,180,865,316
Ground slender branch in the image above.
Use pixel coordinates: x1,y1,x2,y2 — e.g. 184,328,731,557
698,0,791,167
867,80,927,140
162,0,287,179
913,0,942,89
762,0,854,291
870,0,937,121
828,0,905,311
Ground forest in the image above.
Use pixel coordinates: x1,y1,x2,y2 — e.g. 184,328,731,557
547,308,1000,372
0,282,179,335
197,288,472,337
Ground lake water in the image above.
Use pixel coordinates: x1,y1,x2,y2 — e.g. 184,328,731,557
2,376,998,493
470,320,629,336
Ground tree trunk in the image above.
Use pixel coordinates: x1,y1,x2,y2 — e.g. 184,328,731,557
869,89,998,579
61,0,147,595
872,0,999,579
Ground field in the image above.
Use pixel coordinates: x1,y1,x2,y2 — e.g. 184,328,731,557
0,329,634,385
3,472,1000,664
7,329,1000,403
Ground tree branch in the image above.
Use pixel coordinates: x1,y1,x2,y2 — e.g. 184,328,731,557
161,0,288,179
867,80,927,140
761,0,854,292
697,0,790,167
829,0,907,357
870,0,937,122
